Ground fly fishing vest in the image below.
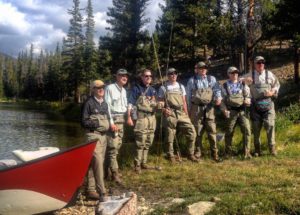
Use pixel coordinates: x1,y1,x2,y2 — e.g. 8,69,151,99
191,76,213,106
250,71,272,112
136,87,157,113
90,113,110,132
165,84,184,111
223,81,245,108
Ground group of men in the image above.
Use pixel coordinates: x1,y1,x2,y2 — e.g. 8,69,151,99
81,55,280,201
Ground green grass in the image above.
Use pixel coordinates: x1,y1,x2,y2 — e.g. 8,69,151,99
117,122,300,215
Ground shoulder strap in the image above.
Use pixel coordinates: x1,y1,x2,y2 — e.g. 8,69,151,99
207,75,212,87
142,86,150,96
265,70,269,84
193,76,198,89
223,81,231,95
252,71,255,84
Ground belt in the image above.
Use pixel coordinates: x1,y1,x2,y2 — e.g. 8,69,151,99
228,106,244,111
87,130,106,135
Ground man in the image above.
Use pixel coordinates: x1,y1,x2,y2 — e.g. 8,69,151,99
158,68,198,163
186,62,222,161
127,69,157,173
81,80,110,201
105,69,129,184
220,66,252,159
243,56,280,156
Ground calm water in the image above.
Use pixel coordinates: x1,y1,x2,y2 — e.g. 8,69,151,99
0,103,85,160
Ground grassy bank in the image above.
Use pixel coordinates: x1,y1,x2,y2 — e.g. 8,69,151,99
116,121,300,214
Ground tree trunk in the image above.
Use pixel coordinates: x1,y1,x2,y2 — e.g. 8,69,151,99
294,46,299,84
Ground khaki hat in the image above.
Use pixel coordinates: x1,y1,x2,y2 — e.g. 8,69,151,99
167,67,177,74
91,80,105,88
227,66,240,74
254,56,265,63
196,61,207,69
116,68,129,75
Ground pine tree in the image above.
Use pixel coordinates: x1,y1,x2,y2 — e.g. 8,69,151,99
84,0,97,90
62,0,84,103
103,0,150,75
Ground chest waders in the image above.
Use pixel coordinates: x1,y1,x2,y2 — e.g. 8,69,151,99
136,87,157,115
191,76,213,106
223,81,245,109
90,114,110,133
250,71,272,113
164,85,185,162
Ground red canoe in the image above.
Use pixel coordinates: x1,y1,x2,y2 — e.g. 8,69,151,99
0,141,97,215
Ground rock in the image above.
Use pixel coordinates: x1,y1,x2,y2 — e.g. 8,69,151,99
210,197,221,202
187,201,216,215
171,198,185,204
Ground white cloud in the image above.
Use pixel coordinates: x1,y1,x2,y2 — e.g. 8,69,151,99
0,2,30,35
0,0,163,57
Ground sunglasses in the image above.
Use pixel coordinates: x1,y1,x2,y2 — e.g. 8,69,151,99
256,61,265,65
94,86,105,90
168,72,177,76
144,75,152,78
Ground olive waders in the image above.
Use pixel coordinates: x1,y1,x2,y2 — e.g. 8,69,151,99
86,114,110,197
164,87,197,161
134,89,157,172
190,84,219,161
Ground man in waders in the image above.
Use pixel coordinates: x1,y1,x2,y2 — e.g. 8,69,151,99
105,69,129,184
158,68,198,163
81,80,110,201
220,66,252,159
186,62,222,162
127,69,157,174
242,56,280,156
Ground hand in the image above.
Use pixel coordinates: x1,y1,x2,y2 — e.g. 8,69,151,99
110,124,118,132
223,110,230,118
163,108,172,117
127,117,134,126
244,98,251,106
264,90,274,97
215,99,222,106
241,77,253,85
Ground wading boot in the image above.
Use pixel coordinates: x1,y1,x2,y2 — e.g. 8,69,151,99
141,163,155,170
168,156,176,164
134,165,141,174
188,154,200,163
99,193,109,202
87,191,99,200
112,170,123,185
270,145,277,156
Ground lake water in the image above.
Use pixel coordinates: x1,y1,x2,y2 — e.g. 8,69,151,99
0,103,85,160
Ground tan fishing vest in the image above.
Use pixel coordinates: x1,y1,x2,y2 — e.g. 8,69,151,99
90,114,110,132
191,76,213,105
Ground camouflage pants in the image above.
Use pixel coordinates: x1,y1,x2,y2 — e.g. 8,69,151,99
86,132,107,195
250,102,276,154
107,115,125,172
224,109,251,156
190,104,218,158
164,110,196,157
134,113,156,166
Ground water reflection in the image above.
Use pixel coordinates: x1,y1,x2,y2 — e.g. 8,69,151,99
0,103,85,160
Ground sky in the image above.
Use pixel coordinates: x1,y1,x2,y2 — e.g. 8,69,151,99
0,0,163,57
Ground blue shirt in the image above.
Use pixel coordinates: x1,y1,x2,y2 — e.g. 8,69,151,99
186,75,222,108
222,80,250,98
128,83,156,108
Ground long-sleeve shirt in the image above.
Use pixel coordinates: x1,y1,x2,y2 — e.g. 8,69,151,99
105,83,128,124
186,75,222,109
242,70,280,94
128,83,157,109
81,96,110,130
